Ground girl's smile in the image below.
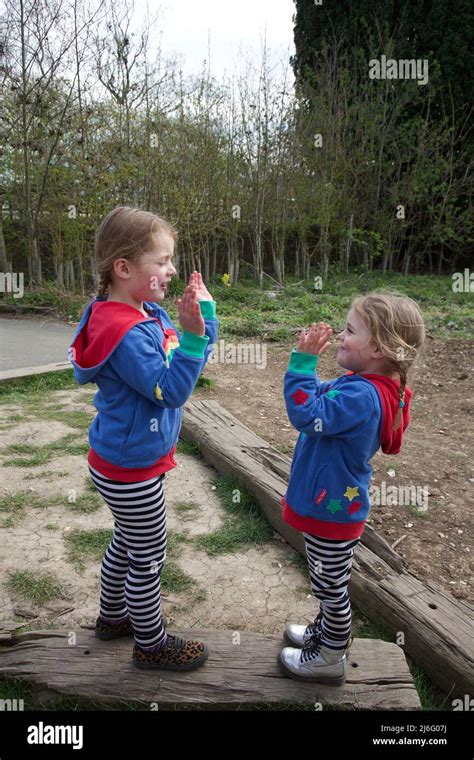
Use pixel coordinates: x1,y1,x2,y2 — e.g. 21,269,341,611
337,308,386,374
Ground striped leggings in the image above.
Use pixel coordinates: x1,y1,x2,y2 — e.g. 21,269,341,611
88,466,168,649
303,532,361,650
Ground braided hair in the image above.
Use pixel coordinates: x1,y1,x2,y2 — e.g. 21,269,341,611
97,271,111,298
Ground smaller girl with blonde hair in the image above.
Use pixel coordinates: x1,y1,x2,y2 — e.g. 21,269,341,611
279,293,425,685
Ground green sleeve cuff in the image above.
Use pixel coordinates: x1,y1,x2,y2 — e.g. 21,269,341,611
288,348,319,374
179,331,210,358
199,300,217,319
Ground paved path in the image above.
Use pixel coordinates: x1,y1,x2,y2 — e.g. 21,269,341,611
0,318,75,371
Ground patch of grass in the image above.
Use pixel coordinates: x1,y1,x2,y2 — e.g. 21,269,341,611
33,409,94,430
64,528,113,567
174,501,198,519
0,491,32,523
25,470,69,479
0,674,33,706
0,369,77,405
0,413,24,428
405,503,430,520
66,492,102,513
194,474,273,556
0,489,59,525
44,523,58,530
354,616,396,643
167,530,191,555
8,570,65,605
265,326,293,342
85,477,98,492
196,375,215,389
161,562,194,594
176,438,201,457
0,433,89,466
13,619,63,633
406,660,451,711
0,488,101,526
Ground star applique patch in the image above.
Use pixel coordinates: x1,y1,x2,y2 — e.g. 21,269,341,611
155,385,163,401
326,389,340,399
344,486,360,501
291,388,309,405
327,499,343,514
348,501,362,515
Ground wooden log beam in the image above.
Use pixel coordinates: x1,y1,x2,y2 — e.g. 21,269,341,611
0,628,421,710
181,399,473,699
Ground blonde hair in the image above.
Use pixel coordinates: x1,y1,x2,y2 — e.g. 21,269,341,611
95,206,178,297
351,293,426,431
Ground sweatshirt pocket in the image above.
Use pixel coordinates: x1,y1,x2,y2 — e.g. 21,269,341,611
119,400,139,463
304,441,332,503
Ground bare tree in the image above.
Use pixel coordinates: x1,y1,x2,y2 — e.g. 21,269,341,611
4,0,103,285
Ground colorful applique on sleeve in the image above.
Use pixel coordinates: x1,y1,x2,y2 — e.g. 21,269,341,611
162,328,180,364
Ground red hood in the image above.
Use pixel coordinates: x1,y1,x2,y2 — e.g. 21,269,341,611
72,301,149,368
348,372,413,455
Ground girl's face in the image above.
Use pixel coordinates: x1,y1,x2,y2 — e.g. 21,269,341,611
337,308,382,372
119,232,177,302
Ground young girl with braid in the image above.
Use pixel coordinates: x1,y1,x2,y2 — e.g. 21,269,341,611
279,294,425,684
68,206,218,671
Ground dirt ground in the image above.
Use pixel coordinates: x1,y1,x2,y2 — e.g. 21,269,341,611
0,333,472,650
194,336,474,603
0,388,318,634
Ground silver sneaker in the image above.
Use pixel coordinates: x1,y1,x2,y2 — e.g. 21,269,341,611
283,612,323,647
278,637,353,685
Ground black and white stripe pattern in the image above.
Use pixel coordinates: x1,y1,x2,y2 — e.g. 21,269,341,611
88,465,167,649
303,532,361,650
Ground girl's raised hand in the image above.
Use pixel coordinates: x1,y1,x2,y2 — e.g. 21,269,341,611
188,271,214,301
177,284,205,336
297,322,333,356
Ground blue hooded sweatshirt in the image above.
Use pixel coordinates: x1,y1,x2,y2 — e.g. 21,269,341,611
67,297,218,479
282,349,413,539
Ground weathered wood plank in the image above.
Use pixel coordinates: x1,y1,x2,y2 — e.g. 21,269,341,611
0,621,25,644
181,399,473,699
0,628,421,710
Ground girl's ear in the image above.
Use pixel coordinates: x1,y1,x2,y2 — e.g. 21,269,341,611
113,258,132,279
371,343,385,359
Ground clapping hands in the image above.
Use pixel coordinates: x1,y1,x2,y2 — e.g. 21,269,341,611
187,271,214,301
177,283,205,337
297,322,333,356
176,271,213,337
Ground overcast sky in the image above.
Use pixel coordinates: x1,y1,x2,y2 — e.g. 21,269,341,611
135,0,296,79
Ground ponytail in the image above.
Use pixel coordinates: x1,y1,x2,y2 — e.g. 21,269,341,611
393,364,408,431
97,271,111,298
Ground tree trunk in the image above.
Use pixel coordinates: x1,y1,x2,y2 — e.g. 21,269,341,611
0,212,8,273
295,242,300,278
31,237,42,286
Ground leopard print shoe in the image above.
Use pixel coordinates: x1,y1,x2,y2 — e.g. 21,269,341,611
132,634,209,671
95,616,134,640
95,615,170,641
